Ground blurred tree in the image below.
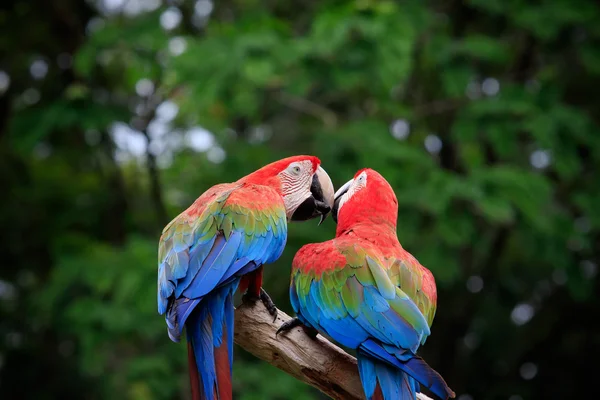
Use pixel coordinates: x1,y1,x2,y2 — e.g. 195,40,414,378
1,0,599,399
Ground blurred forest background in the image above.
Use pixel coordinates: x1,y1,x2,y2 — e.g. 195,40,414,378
1,0,599,399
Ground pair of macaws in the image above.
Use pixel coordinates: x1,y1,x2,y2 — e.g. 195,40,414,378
157,156,455,400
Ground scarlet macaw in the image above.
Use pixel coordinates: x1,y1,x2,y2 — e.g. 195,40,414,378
158,156,334,400
278,168,454,400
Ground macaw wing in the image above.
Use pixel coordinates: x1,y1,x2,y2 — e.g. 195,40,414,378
291,240,431,354
158,183,287,340
388,255,438,327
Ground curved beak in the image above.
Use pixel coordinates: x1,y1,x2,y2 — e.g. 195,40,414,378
331,178,353,223
290,166,335,224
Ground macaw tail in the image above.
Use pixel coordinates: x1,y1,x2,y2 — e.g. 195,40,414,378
359,340,455,400
358,354,419,400
185,282,238,400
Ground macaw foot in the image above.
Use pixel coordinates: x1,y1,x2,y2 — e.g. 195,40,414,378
259,288,278,322
242,288,278,322
276,318,302,336
276,317,319,339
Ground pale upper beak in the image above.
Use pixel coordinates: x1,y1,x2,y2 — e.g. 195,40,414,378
315,166,335,225
332,178,353,223
290,166,335,224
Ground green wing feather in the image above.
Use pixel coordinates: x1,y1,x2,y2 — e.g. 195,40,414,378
389,257,437,327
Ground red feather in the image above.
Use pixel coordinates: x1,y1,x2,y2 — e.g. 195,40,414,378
242,155,320,189
214,322,232,400
239,265,263,297
372,383,385,400
187,323,233,400
187,343,201,400
335,169,398,237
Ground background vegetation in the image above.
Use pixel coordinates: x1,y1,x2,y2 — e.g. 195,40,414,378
1,0,599,399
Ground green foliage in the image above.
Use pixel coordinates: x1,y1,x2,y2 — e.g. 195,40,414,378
40,237,182,399
233,359,317,400
1,0,599,399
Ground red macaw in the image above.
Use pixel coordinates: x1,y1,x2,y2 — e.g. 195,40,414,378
278,168,455,400
158,156,334,400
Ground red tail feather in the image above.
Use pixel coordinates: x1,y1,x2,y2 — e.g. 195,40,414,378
188,342,201,400
214,320,232,400
372,383,384,400
187,334,233,400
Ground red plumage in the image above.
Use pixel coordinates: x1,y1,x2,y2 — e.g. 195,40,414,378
187,343,201,400
242,155,320,190
214,329,232,400
288,168,453,399
334,169,438,302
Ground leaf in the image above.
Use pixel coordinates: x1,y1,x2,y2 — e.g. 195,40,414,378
457,35,512,64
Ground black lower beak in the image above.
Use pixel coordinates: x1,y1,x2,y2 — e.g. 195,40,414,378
290,174,332,223
290,197,331,223
331,195,342,223
331,187,349,224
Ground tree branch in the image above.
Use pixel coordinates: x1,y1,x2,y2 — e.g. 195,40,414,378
233,302,433,400
275,91,338,128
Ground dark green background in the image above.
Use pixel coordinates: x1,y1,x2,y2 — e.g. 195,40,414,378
1,0,599,399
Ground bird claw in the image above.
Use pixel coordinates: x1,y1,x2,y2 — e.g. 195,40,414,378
259,288,278,323
275,318,318,339
304,325,319,339
276,317,302,337
241,292,259,305
242,288,278,323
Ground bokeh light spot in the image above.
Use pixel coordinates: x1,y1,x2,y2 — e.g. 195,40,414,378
466,275,484,293
168,37,187,56
481,77,500,96
530,149,551,169
30,59,48,80
135,79,154,97
0,71,10,94
160,7,182,30
207,147,226,164
390,119,410,140
520,362,538,380
424,134,443,154
511,303,534,326
195,0,214,17
186,127,215,152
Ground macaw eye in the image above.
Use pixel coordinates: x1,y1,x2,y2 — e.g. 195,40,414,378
288,163,302,175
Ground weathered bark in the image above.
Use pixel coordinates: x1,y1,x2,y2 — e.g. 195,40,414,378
233,302,433,400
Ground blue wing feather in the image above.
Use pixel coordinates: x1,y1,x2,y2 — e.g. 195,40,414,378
318,315,364,348
174,236,217,297
220,257,253,284
182,231,243,299
294,263,428,355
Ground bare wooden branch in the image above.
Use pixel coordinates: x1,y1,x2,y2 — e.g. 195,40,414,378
233,302,433,400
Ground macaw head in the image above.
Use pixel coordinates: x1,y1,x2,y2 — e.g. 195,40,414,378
243,155,335,224
331,168,398,233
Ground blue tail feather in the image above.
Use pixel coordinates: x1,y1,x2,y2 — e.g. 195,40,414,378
186,280,239,400
223,286,235,371
359,339,454,400
358,354,417,400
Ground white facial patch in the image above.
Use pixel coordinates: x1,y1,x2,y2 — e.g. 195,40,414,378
279,160,314,219
337,171,367,212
